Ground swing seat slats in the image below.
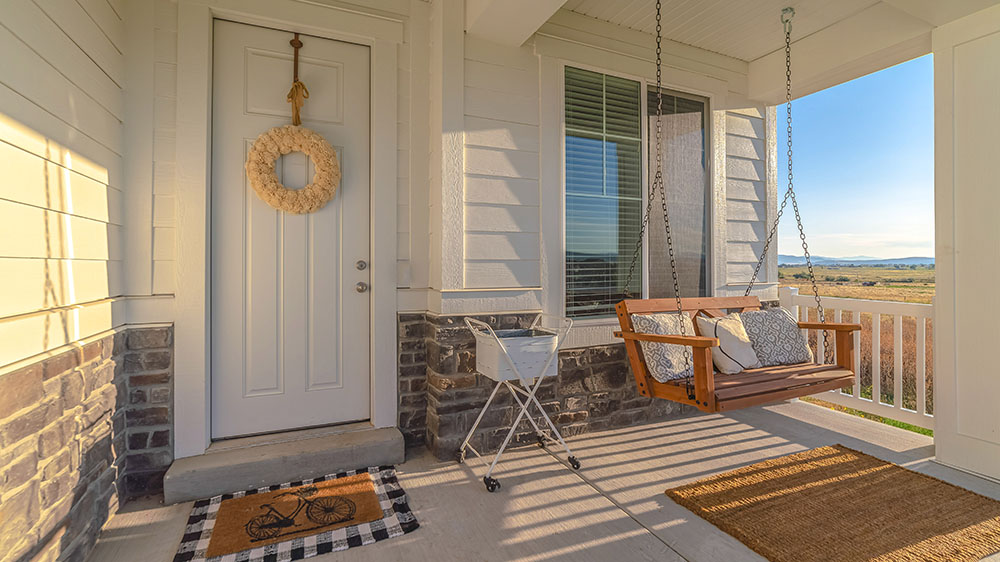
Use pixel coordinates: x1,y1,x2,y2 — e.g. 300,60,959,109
614,296,860,414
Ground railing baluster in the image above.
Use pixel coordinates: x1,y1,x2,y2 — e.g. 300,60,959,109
833,309,841,365
894,314,903,409
816,307,825,364
872,312,881,404
852,310,861,398
917,317,927,416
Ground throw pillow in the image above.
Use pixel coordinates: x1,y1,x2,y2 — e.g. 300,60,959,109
695,313,761,374
740,307,814,367
630,312,696,382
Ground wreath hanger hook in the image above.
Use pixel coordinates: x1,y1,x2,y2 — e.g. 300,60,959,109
287,32,309,126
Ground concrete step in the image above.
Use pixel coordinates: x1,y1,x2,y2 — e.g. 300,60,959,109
163,425,405,504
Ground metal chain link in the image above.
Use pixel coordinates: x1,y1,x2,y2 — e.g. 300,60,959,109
622,0,691,371
744,10,829,362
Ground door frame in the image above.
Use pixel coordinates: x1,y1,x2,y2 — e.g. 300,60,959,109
174,0,401,459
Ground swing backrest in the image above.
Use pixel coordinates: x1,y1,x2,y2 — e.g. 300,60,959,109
616,296,763,326
615,296,763,392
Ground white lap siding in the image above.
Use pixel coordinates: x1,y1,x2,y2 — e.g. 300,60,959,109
462,37,542,289
0,0,125,366
724,107,777,299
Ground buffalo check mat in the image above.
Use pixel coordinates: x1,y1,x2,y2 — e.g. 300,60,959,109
173,466,418,562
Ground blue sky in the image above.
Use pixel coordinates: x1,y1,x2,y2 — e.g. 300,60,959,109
776,54,934,259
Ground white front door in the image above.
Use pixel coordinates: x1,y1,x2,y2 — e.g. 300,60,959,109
211,20,371,439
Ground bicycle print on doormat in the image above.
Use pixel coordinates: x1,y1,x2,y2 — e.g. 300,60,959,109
173,466,418,561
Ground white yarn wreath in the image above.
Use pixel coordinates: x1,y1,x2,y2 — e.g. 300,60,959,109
245,125,340,214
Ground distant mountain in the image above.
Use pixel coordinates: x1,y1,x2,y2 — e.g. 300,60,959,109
778,254,934,266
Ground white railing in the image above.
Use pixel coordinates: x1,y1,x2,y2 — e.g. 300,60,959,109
778,287,934,430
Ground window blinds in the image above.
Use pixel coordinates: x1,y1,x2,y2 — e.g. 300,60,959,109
565,66,642,318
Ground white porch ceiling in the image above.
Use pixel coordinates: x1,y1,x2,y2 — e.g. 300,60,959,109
561,0,999,63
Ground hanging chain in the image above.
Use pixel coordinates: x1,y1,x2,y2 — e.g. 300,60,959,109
744,9,829,362
622,0,691,372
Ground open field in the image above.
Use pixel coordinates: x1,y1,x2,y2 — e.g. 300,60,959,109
781,265,935,418
779,265,934,304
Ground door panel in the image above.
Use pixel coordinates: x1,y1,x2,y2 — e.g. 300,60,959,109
211,20,370,438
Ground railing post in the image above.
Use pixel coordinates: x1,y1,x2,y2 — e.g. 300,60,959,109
852,310,861,398
872,313,881,405
894,315,903,409
917,317,927,416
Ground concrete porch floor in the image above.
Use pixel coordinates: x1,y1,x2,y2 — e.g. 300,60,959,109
88,400,1000,562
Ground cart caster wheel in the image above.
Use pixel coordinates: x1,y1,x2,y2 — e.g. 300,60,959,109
456,453,465,465
484,477,501,493
568,456,581,470
536,434,546,448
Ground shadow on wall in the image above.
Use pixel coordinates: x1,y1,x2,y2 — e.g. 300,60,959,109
0,114,173,561
0,111,120,367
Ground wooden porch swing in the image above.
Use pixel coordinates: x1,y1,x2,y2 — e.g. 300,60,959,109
614,5,860,414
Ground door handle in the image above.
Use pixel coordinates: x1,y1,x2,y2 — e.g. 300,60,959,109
356,281,369,293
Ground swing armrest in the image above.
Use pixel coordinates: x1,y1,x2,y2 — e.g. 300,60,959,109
613,331,719,348
797,322,861,332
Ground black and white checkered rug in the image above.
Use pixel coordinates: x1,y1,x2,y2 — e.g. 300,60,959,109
173,466,418,562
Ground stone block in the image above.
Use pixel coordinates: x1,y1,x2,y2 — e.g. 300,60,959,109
0,364,43,419
150,387,170,404
127,450,173,471
563,396,587,411
130,388,147,404
84,362,115,396
60,370,86,412
150,430,170,448
0,480,39,554
38,414,75,458
80,434,114,481
129,372,171,386
42,349,80,381
588,344,626,364
42,448,72,480
82,339,104,364
2,453,36,493
128,431,149,450
554,410,588,425
126,406,170,426
1,400,58,447
427,370,476,392
127,328,172,350
124,350,172,373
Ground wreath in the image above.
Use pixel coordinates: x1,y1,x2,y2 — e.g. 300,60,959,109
244,125,341,214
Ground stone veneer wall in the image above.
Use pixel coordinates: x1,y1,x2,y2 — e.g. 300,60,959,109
0,326,173,562
397,313,691,459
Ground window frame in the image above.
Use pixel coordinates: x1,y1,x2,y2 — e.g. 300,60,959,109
557,61,716,326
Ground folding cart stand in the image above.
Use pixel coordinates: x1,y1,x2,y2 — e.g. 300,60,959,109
458,314,577,492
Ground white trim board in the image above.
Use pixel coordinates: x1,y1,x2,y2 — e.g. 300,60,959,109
173,0,400,459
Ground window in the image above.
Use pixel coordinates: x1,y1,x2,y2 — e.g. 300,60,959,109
646,89,709,299
565,66,643,318
564,67,709,319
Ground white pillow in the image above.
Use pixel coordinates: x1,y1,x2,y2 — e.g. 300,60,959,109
740,307,814,367
630,313,695,382
695,313,761,374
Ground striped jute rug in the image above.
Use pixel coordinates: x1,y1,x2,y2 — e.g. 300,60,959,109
665,445,1000,562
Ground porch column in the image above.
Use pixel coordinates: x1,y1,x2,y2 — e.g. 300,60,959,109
428,0,465,292
932,3,1000,481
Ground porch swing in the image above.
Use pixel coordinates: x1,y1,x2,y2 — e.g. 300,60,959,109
613,5,861,414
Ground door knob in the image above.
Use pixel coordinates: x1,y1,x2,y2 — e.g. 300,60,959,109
356,281,369,293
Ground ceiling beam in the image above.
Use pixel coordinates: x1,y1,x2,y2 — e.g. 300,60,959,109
465,0,567,46
748,2,932,105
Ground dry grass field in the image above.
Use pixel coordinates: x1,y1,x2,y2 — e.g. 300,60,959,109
781,265,935,414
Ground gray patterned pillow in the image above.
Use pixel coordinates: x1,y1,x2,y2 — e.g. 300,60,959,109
740,307,813,367
630,313,695,382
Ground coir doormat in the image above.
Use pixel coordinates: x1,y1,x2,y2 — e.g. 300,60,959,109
173,466,418,561
665,445,1000,562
